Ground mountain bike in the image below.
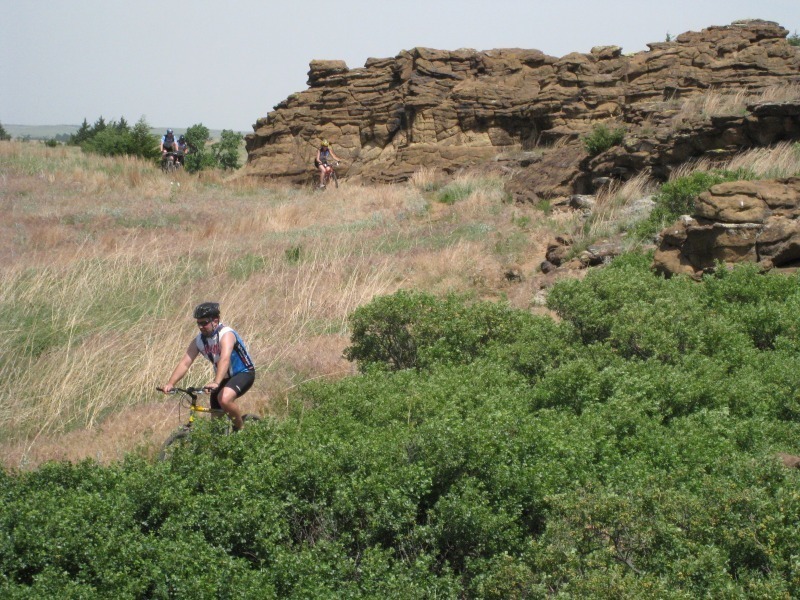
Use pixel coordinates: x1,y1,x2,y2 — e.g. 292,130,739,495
157,386,260,460
316,161,339,189
161,151,181,173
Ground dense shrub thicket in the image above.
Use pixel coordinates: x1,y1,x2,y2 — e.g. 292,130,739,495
69,116,160,161
3,254,800,597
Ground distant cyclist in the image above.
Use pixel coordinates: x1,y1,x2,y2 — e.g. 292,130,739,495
176,134,189,167
314,139,342,189
161,302,255,431
160,129,177,160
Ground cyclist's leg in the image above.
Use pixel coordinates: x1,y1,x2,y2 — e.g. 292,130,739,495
213,372,255,430
318,163,327,186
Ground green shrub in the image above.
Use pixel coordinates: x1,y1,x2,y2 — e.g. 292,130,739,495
633,168,753,239
344,290,536,371
77,116,159,161
212,129,244,170
183,123,215,173
7,255,800,597
583,123,625,156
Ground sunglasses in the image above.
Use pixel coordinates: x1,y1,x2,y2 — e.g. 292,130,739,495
196,319,213,327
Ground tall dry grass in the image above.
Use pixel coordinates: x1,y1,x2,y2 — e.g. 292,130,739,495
0,142,552,468
670,83,800,130
668,140,800,181
563,171,658,254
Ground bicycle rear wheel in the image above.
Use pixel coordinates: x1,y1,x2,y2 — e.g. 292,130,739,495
158,426,191,461
331,170,339,189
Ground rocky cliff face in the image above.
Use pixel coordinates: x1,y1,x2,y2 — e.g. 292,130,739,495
244,19,799,200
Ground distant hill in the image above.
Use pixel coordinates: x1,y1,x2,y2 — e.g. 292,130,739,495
3,124,245,141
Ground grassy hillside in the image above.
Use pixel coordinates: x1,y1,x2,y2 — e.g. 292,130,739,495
0,141,553,467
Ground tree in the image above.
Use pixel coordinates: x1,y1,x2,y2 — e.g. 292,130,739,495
0,122,11,141
789,31,800,47
127,117,159,160
212,129,244,170
90,116,107,137
69,119,92,145
183,123,215,173
79,115,158,160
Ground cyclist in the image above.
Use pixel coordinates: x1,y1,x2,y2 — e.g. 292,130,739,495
176,134,189,167
160,129,177,161
161,302,256,431
314,139,342,188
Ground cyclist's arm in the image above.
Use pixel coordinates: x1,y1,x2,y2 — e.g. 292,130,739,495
330,150,342,162
163,341,200,393
206,331,234,389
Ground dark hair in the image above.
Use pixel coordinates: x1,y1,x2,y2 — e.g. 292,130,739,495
193,302,220,319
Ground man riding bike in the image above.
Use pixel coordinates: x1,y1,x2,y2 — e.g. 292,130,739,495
160,129,178,162
160,302,256,431
314,139,342,189
176,134,189,167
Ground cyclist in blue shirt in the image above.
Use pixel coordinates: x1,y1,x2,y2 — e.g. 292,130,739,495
161,302,256,431
160,129,177,160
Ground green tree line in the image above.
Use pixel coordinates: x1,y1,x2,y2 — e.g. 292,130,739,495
67,116,243,172
2,254,800,597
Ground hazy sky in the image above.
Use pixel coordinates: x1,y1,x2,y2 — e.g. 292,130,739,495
2,1,798,132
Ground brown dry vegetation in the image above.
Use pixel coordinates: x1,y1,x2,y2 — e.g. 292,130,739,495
0,141,565,469
669,83,800,130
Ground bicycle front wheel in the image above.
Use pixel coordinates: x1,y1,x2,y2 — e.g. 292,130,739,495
158,427,191,461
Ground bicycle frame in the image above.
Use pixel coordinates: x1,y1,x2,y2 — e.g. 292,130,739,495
158,386,226,427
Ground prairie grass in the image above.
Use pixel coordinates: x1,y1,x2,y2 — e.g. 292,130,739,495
670,83,800,130
0,141,551,468
565,172,658,256
674,140,800,180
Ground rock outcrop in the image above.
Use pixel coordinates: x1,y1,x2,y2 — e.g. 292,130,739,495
243,19,800,200
653,177,800,277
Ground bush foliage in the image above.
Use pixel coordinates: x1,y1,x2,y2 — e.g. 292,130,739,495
3,255,800,597
583,123,625,156
70,116,160,161
633,168,754,239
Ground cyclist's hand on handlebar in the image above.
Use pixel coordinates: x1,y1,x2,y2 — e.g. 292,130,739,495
203,382,220,392
159,384,175,394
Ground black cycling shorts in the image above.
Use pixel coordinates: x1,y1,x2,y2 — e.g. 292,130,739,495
210,370,255,409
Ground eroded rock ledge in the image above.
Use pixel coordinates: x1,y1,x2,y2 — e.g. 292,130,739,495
243,19,799,200
653,177,800,277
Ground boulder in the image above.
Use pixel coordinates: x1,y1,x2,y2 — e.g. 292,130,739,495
653,177,800,277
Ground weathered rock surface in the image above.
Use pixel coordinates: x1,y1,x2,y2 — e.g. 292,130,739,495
653,177,800,277
243,19,800,199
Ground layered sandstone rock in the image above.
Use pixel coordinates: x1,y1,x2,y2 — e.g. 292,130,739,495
244,19,799,199
653,177,800,277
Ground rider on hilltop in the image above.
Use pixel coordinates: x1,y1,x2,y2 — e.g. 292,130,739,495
161,302,256,431
314,139,342,188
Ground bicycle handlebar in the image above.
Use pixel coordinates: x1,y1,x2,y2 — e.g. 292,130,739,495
157,386,209,396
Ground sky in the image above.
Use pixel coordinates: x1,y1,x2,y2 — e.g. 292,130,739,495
2,1,799,133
